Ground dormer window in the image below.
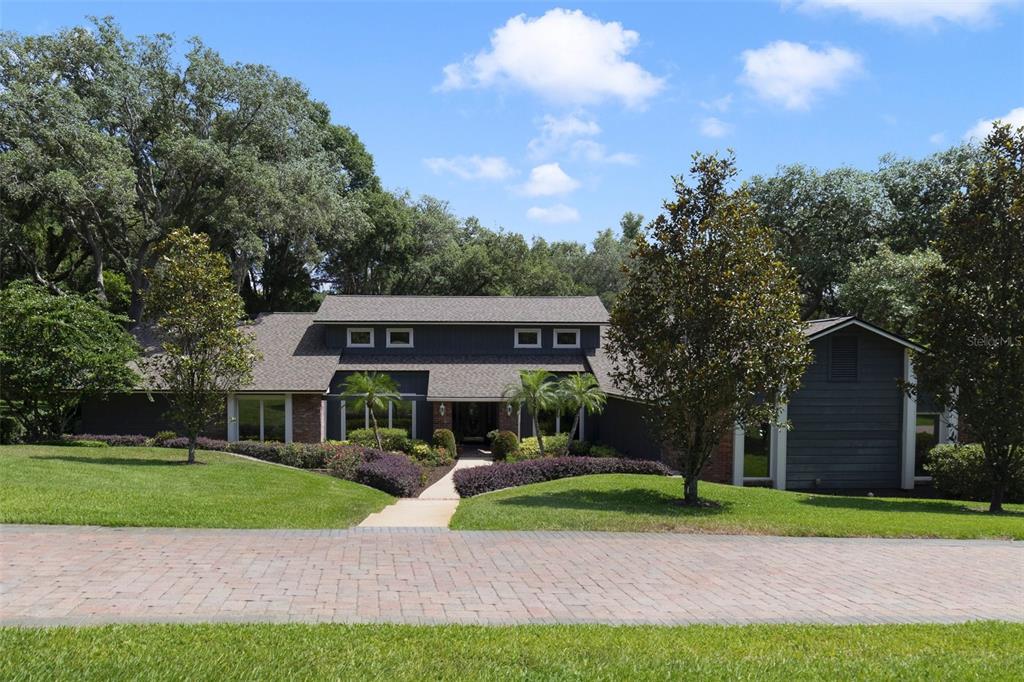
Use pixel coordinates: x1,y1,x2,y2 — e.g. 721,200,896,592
347,327,374,348
386,328,414,348
514,328,542,349
553,328,580,349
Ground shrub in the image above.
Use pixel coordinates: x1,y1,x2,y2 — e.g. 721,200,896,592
324,445,376,480
588,444,621,459
153,430,177,445
0,413,24,444
409,441,454,467
433,428,457,457
454,456,672,497
509,433,569,462
567,439,592,456
928,444,1023,503
65,433,149,447
161,436,231,453
56,439,108,448
491,431,519,461
347,427,411,452
355,452,423,497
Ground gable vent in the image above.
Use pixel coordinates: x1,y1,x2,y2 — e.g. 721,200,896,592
830,335,859,382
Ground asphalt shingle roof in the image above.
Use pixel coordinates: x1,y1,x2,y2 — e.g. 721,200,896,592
133,313,339,393
314,295,610,325
336,355,588,400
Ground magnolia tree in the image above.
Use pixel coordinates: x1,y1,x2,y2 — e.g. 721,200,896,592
145,229,259,464
914,123,1024,513
608,152,811,506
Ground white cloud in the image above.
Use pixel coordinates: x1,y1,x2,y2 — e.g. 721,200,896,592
700,94,734,112
527,113,637,164
963,107,1024,141
570,139,639,165
438,8,665,108
520,163,581,196
790,0,1012,28
423,155,516,181
928,131,947,145
527,204,581,223
699,117,733,138
740,41,863,110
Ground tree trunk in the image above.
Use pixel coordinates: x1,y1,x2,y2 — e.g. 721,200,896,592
187,435,196,465
533,416,545,456
370,409,383,450
989,481,1005,514
683,476,700,506
565,413,581,455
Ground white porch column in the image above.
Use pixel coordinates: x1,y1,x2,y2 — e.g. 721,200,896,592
900,349,918,490
284,393,293,444
731,424,745,486
771,402,788,490
226,393,238,442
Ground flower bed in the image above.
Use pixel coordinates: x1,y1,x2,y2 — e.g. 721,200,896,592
453,456,672,497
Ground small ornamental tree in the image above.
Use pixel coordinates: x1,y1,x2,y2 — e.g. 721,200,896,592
341,372,400,450
557,373,607,451
0,282,138,440
503,369,559,456
607,152,811,506
914,123,1024,513
145,229,259,464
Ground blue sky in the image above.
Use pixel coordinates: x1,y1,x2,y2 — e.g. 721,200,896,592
3,1,1022,243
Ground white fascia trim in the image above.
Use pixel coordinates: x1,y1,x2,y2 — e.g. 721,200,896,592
901,349,918,490
514,327,542,349
346,327,375,348
553,328,581,349
385,327,414,348
806,318,926,353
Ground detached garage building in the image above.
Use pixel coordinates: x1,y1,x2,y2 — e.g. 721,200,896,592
591,317,957,492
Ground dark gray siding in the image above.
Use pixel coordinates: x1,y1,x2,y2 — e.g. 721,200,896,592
786,329,904,489
324,324,600,355
76,394,225,438
329,370,429,395
593,397,661,460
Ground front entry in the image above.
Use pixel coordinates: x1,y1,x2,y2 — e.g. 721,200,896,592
452,402,497,443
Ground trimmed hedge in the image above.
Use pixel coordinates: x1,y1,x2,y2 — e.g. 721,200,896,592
65,433,149,447
453,456,672,497
355,451,423,497
491,430,519,461
347,427,411,452
510,433,570,461
928,444,1023,503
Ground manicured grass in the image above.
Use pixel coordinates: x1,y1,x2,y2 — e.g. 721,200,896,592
450,474,1024,539
0,445,392,528
1,622,1021,680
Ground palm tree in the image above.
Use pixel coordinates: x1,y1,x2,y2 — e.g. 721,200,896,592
502,369,559,456
558,373,607,453
341,371,400,450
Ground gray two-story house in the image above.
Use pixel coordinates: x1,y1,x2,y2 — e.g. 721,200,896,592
78,296,954,492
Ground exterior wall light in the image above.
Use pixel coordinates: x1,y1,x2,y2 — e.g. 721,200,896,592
506,404,513,416
439,403,445,417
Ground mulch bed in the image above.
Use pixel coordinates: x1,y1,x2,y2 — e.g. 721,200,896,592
411,462,456,497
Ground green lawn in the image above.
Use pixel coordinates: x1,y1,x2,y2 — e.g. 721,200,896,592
450,474,1024,539
2,622,1021,680
0,444,392,528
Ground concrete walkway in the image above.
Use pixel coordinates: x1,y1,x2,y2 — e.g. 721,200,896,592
358,452,492,528
2,525,1020,626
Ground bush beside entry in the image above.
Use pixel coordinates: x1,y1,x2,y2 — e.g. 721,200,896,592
491,431,519,460
929,444,1024,504
453,457,672,497
433,429,457,458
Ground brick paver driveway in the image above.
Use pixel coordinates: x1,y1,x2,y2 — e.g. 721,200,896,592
1,525,1021,626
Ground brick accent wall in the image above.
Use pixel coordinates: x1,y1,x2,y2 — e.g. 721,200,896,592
700,429,734,484
292,394,323,443
497,403,519,435
431,401,452,433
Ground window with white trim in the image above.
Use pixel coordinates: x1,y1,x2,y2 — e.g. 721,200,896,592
340,398,417,439
386,328,414,348
553,328,580,348
514,328,541,348
347,327,374,348
237,396,286,442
